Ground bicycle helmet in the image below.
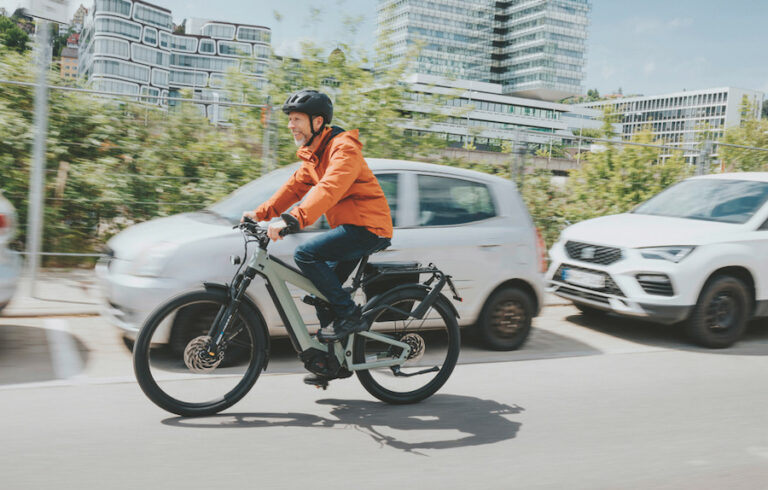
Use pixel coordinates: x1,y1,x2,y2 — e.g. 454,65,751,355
282,89,333,145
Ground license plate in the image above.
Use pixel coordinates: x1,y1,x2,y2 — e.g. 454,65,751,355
562,267,605,289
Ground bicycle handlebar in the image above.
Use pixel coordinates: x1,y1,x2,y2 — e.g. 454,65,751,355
236,214,299,239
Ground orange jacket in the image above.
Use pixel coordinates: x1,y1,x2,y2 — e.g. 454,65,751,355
254,127,393,238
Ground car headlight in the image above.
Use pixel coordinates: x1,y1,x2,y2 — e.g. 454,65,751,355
130,242,178,277
639,246,695,263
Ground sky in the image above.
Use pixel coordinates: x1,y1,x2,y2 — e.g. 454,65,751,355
2,0,766,98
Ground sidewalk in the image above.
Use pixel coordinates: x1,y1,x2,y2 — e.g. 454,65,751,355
2,269,102,317
1,268,570,318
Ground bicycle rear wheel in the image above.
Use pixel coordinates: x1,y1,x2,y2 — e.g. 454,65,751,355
133,289,267,417
354,286,460,404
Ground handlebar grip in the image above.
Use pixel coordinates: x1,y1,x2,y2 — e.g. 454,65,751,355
279,213,300,237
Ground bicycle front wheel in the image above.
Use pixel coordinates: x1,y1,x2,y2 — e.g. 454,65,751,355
133,289,267,417
354,286,460,404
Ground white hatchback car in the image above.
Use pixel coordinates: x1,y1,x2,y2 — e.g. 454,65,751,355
97,159,546,352
548,172,768,348
0,192,21,313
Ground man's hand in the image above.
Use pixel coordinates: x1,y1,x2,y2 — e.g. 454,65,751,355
241,210,259,223
267,220,288,241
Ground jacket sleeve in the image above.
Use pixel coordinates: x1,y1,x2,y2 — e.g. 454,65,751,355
254,168,313,220
289,142,361,228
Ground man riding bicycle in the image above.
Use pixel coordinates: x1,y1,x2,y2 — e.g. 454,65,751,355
242,89,392,348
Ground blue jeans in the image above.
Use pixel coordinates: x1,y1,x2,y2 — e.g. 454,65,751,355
294,225,391,327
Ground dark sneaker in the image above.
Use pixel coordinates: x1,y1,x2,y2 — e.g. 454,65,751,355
303,373,330,389
316,306,368,342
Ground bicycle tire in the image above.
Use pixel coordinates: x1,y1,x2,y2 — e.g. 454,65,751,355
354,286,460,404
133,289,267,417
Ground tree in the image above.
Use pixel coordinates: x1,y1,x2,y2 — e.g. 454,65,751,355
0,16,29,52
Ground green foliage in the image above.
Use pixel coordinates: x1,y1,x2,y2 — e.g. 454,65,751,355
719,112,768,171
0,16,29,52
566,129,690,222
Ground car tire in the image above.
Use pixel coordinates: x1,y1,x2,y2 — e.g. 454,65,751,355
574,303,607,317
685,275,749,348
478,287,533,351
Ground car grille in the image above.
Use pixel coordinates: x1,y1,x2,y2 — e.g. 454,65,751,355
636,274,674,296
556,286,611,305
565,241,622,265
553,264,625,297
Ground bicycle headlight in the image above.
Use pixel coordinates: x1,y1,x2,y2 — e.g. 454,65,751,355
639,246,695,263
130,241,178,277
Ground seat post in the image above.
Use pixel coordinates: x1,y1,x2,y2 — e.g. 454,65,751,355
351,255,369,290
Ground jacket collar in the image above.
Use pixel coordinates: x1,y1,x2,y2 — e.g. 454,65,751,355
296,127,334,166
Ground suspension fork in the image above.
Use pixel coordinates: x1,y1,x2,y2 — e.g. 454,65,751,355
208,266,257,349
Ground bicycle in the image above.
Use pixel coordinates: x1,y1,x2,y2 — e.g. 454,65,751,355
133,215,463,417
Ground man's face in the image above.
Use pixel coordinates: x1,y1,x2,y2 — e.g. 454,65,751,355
287,112,323,147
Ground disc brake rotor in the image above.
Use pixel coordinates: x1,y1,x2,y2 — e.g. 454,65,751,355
400,333,425,362
183,335,224,373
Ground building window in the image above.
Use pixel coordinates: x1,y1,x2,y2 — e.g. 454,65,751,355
94,37,130,59
240,60,267,75
151,68,169,87
236,26,270,43
143,27,157,46
170,35,197,52
199,39,215,54
95,0,131,18
93,59,150,83
132,44,169,67
201,23,235,40
218,41,251,56
169,69,208,87
158,31,170,49
133,4,172,30
95,17,142,41
94,78,139,96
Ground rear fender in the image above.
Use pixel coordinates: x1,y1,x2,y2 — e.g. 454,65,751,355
362,283,460,320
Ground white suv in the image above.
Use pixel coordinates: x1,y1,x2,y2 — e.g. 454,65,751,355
548,173,768,348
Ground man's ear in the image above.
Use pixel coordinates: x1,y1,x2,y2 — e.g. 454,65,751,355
312,115,325,132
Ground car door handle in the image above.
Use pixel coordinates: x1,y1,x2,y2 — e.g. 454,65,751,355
379,248,399,252
480,244,501,248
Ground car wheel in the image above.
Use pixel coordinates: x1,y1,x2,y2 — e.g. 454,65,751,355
574,303,607,317
685,275,749,348
478,287,533,351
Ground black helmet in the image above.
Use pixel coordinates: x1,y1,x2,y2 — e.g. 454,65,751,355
282,89,333,127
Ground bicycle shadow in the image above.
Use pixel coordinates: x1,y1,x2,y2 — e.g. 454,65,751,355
162,394,523,454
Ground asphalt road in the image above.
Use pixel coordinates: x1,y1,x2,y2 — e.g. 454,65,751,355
1,306,767,489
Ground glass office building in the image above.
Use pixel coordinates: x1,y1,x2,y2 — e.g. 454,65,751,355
377,0,590,101
79,0,270,114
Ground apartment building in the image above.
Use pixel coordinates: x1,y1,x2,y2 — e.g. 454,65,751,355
581,87,764,161
377,0,591,101
78,0,270,118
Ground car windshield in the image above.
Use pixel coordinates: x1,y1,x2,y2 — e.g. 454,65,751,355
632,179,768,224
207,164,298,223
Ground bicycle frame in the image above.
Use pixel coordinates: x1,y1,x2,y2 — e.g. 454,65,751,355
236,244,412,371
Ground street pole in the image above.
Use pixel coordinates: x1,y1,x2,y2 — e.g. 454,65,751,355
261,96,271,175
26,20,51,296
